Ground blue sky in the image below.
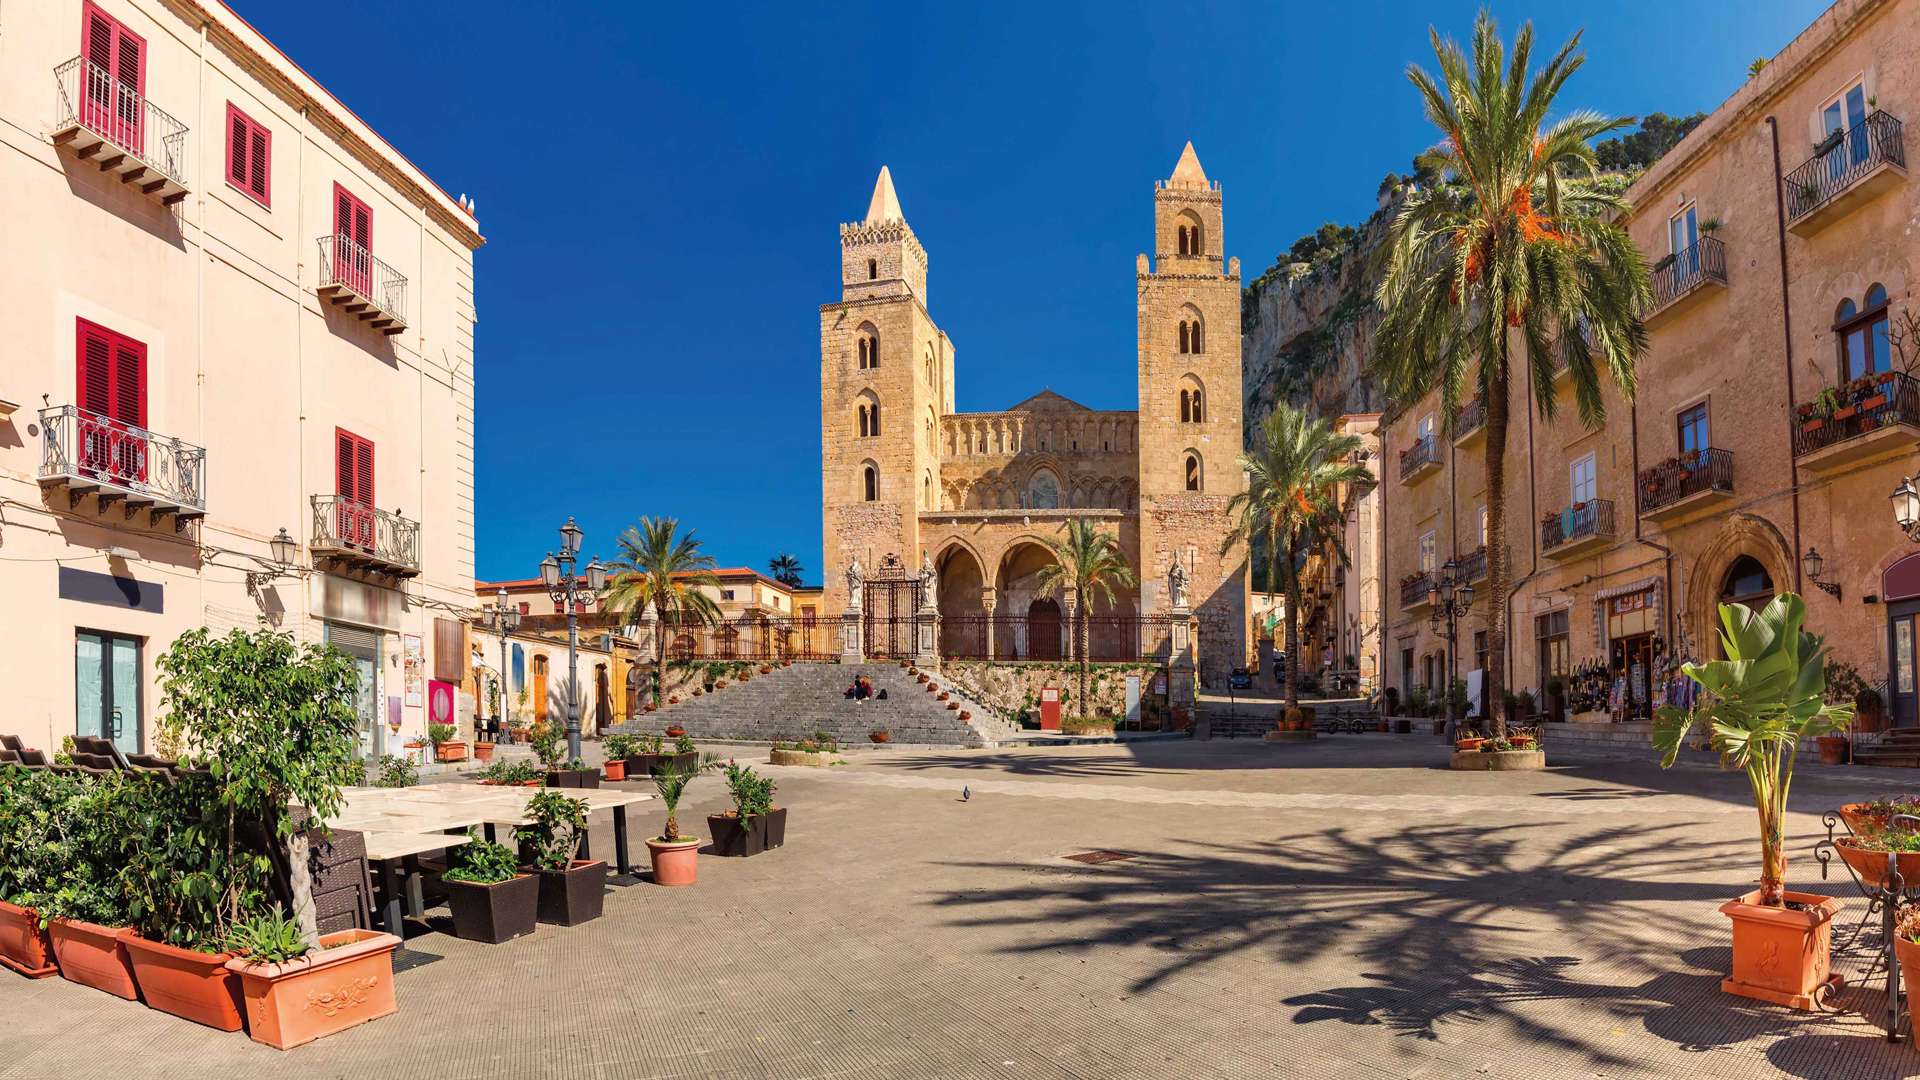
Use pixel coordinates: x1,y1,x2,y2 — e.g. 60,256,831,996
238,0,1825,586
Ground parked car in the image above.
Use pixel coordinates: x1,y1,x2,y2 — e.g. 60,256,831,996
1228,668,1253,690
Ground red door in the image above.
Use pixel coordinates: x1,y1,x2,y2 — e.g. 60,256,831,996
81,2,144,155
76,320,147,485
334,429,375,550
333,184,372,297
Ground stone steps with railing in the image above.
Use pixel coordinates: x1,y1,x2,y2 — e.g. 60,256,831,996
615,662,1013,747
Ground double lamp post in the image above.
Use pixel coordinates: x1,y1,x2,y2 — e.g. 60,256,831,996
1427,560,1474,740
539,517,606,762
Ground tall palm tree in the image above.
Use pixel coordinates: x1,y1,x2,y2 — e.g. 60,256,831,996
601,517,724,707
1225,405,1369,710
767,553,805,588
1373,12,1650,737
1033,520,1138,716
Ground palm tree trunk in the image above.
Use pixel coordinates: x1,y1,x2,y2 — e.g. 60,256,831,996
1077,606,1090,718
654,599,668,709
1484,351,1511,741
1283,538,1302,711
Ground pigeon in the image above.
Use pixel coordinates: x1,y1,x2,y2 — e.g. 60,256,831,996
961,785,971,802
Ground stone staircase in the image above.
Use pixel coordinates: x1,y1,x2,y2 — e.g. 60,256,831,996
1207,698,1377,739
616,662,1015,747
1853,729,1920,768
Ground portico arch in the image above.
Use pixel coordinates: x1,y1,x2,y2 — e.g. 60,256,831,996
1687,513,1794,659
996,540,1062,660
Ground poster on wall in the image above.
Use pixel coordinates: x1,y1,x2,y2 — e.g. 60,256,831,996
386,695,402,732
428,679,455,729
403,634,425,707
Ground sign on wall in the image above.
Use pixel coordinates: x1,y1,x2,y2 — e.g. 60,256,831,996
428,679,455,729
403,634,424,707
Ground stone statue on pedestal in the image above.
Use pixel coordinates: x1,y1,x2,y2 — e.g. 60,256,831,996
1167,559,1190,609
845,557,864,611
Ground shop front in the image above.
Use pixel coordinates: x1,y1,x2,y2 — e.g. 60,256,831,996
313,574,405,762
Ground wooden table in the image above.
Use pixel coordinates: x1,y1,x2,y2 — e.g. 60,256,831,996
361,830,471,935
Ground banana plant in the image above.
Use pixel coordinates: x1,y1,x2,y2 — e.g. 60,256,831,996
1652,594,1852,906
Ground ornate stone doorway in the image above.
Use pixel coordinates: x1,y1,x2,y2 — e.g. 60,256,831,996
862,553,924,660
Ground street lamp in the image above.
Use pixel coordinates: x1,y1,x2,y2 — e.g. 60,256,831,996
246,526,300,591
542,519,606,760
483,587,522,742
1427,558,1475,740
1894,478,1920,542
1801,547,1842,599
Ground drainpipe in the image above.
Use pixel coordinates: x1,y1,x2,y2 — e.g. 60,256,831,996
1768,115,1805,593
1628,400,1677,652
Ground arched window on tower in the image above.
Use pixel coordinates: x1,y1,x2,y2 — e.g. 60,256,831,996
1178,322,1190,354
1179,375,1206,424
1177,226,1191,256
868,258,877,280
857,404,869,438
1191,319,1203,353
1185,452,1203,492
857,328,881,370
863,464,878,502
1180,389,1191,423
1191,222,1204,256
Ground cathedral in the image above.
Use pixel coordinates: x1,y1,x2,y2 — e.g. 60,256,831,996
818,144,1249,683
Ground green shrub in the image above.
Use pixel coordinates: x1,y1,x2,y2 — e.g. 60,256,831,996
428,722,457,746
604,733,640,759
725,762,775,821
519,789,588,871
225,905,309,964
444,828,521,885
377,754,418,788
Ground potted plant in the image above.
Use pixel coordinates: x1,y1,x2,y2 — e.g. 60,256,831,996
870,728,892,744
40,772,140,1000
602,733,638,782
624,732,663,778
709,762,781,858
770,733,839,767
1832,828,1920,889
661,733,699,774
1653,594,1853,1009
1896,905,1920,1041
532,723,597,788
518,789,605,925
1856,686,1889,734
429,722,468,763
1814,733,1849,765
0,767,74,979
647,754,722,886
442,829,540,943
666,724,687,738
223,906,400,1050
473,737,496,765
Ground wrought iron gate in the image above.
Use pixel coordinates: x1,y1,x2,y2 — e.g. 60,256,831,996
862,553,923,660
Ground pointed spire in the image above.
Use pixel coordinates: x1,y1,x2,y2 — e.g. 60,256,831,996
864,166,904,224
1169,141,1209,189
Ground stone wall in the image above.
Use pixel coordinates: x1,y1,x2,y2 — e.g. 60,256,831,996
942,659,1165,721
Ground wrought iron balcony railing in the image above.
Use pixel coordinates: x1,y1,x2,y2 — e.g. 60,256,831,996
1650,236,1728,311
1793,371,1920,459
316,234,408,333
1785,111,1905,223
1542,500,1615,552
39,405,206,522
1454,546,1487,583
52,57,189,199
1452,398,1485,441
310,495,420,576
1637,448,1734,515
1400,573,1434,609
1398,435,1440,481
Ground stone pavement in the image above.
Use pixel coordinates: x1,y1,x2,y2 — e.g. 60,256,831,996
8,735,1920,1078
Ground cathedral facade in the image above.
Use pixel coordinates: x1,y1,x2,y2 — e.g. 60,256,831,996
818,144,1248,683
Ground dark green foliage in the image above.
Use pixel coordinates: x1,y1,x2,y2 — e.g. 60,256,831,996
674,733,696,755
1593,112,1706,171
604,733,640,760
225,905,309,964
725,762,775,821
652,753,723,842
376,754,418,788
518,790,588,871
117,770,271,950
529,722,564,769
445,829,521,885
477,759,539,785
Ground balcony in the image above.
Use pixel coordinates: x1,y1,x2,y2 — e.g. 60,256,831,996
1793,371,1920,477
310,495,420,579
1399,435,1441,483
51,57,189,205
1647,236,1728,324
317,235,408,334
1451,398,1486,446
1455,546,1487,583
1638,448,1735,524
1785,112,1905,236
38,405,205,531
1399,573,1434,611
1542,500,1615,559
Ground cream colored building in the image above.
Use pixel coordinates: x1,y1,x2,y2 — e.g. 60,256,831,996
1381,0,1920,720
0,0,483,759
818,145,1249,683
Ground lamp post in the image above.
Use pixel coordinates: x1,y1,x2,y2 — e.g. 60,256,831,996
483,587,522,742
541,517,607,761
1800,547,1842,599
244,526,300,591
1894,478,1920,543
1426,559,1475,740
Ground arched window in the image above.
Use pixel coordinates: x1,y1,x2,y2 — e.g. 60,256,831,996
868,400,880,434
1191,319,1203,353
1721,555,1774,612
1180,389,1192,423
1190,221,1204,256
923,472,931,507
857,327,880,370
867,258,877,280
856,394,880,438
1179,375,1205,424
1178,322,1190,354
1177,226,1191,256
1185,452,1203,492
863,464,878,502
1838,285,1892,380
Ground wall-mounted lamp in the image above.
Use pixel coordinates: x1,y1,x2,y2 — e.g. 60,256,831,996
1801,547,1842,599
246,527,300,591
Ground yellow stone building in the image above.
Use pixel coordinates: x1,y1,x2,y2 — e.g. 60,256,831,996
818,144,1249,683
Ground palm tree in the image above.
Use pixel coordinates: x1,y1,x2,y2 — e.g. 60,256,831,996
601,517,724,707
1032,520,1138,716
767,553,805,588
1373,12,1650,737
1225,405,1369,710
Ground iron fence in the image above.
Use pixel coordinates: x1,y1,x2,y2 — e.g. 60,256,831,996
1637,448,1734,514
1650,235,1727,309
54,56,189,188
310,494,419,573
659,616,838,662
39,404,204,513
939,614,1178,663
1398,434,1440,481
1793,371,1920,458
317,234,408,325
1452,398,1485,440
1541,499,1615,551
1399,573,1433,609
1785,111,1905,222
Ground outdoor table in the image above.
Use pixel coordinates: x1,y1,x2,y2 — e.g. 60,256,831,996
362,830,471,936
569,789,653,876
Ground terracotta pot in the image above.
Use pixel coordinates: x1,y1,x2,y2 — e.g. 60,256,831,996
666,725,686,738
0,900,57,978
1835,406,1858,420
435,741,469,763
473,741,496,764
959,711,971,721
603,759,627,782
47,918,137,999
1717,889,1842,1010
1456,738,1485,751
445,873,539,944
647,838,702,886
1815,735,1849,765
645,703,658,713
532,860,607,926
946,701,959,710
120,931,244,1030
225,929,400,1050
1861,393,1888,411
1833,837,1920,889
1898,935,1920,1041
1834,801,1920,834
870,731,891,743
760,666,772,674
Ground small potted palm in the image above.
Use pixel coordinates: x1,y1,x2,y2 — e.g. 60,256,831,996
1653,594,1853,1010
647,753,722,885
517,789,605,926
442,828,539,943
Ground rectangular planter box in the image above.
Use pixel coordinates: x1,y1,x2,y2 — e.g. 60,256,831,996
226,929,400,1050
120,931,245,1031
708,813,766,857
650,752,697,775
623,753,658,777
764,806,787,850
445,873,540,944
0,899,57,978
47,918,137,999
543,769,601,789
531,860,607,926
435,741,469,763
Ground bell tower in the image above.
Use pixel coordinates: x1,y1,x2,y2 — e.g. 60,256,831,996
820,168,951,617
1136,142,1249,683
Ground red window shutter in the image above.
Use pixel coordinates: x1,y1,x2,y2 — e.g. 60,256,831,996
111,337,145,427
227,106,247,186
77,321,113,416
85,8,113,73
355,436,374,507
249,125,269,201
116,30,141,96
334,187,352,240
352,200,371,251
226,105,271,206
335,429,355,498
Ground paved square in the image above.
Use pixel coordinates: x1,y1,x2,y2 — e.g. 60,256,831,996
5,736,1920,1079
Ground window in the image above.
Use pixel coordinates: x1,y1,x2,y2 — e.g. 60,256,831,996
225,103,271,206
1418,530,1437,572
517,602,530,616
1476,505,1488,547
857,327,880,369
334,427,375,548
1668,203,1698,263
1178,318,1203,354
75,318,147,483
1536,610,1570,683
1473,630,1488,674
1570,453,1596,504
1837,284,1891,381
863,464,877,501
332,183,373,296
1721,555,1774,612
720,589,736,601
76,629,141,754
81,2,144,146
867,258,877,280
1184,453,1202,492
1029,469,1060,509
1821,80,1871,176
1678,403,1709,456
1417,413,1435,449
1180,386,1205,423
